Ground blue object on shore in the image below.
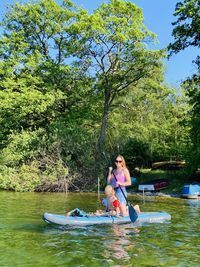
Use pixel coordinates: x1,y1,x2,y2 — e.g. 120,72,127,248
131,177,137,185
182,183,200,199
43,210,171,226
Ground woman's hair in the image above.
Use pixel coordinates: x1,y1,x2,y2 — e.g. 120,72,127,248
105,185,114,197
116,155,127,168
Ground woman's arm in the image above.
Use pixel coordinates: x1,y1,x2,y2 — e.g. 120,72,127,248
107,167,113,184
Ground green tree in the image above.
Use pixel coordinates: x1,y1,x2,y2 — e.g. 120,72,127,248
168,0,200,170
182,79,200,171
0,0,92,151
168,0,200,59
0,0,95,190
105,73,190,166
70,0,164,151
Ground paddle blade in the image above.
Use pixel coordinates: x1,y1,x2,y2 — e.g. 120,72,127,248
128,204,138,223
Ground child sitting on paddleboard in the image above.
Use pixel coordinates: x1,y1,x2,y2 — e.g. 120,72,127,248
66,184,140,217
66,185,120,217
96,185,140,216
95,185,121,216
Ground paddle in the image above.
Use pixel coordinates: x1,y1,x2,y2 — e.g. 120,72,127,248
111,170,138,223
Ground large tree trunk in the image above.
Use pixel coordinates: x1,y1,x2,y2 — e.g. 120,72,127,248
97,88,111,151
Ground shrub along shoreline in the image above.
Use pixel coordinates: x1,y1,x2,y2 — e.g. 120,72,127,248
0,167,198,195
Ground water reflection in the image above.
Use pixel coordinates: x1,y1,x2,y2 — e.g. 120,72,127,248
103,223,141,261
42,222,142,265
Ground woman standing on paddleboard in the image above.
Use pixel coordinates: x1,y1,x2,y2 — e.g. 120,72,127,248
107,155,132,216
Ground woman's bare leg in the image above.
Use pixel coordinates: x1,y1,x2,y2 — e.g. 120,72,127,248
120,204,128,216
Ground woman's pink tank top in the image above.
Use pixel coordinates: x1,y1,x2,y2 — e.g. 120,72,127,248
111,169,126,189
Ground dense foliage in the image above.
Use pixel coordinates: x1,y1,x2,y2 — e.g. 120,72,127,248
0,0,192,191
169,0,200,172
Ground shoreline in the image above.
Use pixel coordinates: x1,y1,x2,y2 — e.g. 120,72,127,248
130,191,181,198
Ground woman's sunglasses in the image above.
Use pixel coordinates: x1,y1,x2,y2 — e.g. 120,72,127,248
115,160,122,163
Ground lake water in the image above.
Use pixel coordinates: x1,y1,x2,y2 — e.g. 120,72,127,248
0,191,199,267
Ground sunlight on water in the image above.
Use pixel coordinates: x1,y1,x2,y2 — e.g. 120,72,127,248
0,191,199,266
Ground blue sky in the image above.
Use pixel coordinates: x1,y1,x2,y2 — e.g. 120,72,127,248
0,0,198,87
